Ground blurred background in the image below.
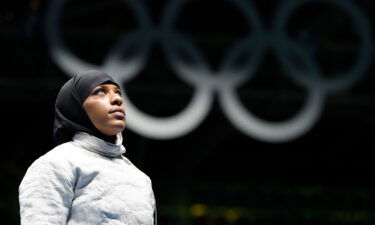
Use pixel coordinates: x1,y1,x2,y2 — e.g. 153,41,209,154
1,0,375,224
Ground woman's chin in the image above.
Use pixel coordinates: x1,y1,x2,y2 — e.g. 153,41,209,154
99,124,125,136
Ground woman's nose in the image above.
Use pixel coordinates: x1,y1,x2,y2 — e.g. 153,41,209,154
111,92,123,106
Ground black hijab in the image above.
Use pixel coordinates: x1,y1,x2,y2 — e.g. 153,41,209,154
53,70,120,146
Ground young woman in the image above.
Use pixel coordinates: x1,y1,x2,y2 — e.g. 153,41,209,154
19,70,156,225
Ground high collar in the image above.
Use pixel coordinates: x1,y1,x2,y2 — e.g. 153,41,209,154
72,132,126,157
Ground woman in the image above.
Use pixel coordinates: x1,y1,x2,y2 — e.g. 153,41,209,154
19,70,156,225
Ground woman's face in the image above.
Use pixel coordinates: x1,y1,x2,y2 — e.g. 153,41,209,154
83,84,126,136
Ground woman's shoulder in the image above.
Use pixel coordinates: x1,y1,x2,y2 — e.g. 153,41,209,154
122,156,153,183
19,142,81,192
26,141,82,170
43,141,80,159
38,140,105,166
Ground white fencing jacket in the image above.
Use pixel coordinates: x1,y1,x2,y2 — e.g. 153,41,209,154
19,132,155,225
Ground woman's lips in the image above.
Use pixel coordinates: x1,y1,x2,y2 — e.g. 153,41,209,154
110,109,125,119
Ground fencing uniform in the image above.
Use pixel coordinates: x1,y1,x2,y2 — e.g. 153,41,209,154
19,132,155,225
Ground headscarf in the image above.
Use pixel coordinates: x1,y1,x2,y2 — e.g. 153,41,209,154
53,70,120,146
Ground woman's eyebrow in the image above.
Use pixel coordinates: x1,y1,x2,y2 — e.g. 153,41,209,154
89,85,103,94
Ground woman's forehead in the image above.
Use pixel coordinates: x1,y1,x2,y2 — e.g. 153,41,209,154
96,83,120,89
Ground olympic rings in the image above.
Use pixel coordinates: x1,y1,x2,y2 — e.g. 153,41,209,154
45,0,372,142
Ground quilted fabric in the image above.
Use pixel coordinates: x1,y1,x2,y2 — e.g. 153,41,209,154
19,132,155,225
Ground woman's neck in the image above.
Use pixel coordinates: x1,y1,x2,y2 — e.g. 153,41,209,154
92,131,117,144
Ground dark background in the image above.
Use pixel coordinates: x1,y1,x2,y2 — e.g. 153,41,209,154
1,0,375,224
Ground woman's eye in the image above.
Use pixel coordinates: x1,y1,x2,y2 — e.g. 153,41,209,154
93,88,105,95
116,90,122,96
